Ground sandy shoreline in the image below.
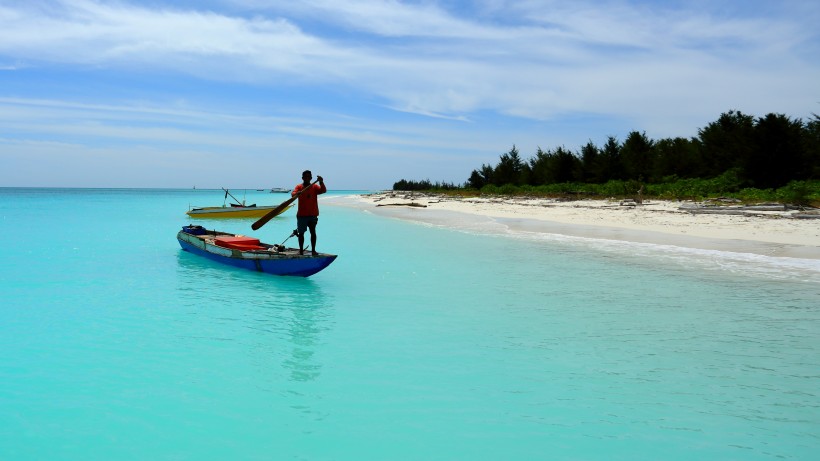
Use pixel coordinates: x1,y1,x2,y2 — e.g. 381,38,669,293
327,192,820,260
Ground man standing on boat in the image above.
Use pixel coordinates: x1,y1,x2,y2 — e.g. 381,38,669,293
293,170,326,255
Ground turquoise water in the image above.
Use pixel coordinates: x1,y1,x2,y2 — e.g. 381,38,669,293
1,188,818,460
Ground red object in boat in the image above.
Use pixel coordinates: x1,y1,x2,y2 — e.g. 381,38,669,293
214,236,265,251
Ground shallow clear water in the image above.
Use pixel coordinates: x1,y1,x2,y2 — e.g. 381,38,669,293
1,188,818,460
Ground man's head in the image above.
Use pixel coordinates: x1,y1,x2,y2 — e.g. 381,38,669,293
302,170,312,182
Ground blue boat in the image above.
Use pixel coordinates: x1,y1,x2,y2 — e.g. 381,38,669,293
177,226,337,277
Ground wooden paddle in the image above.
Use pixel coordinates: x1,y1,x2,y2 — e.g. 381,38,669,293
251,179,319,230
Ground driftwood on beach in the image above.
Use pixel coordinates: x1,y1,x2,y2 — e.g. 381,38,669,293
679,203,820,218
376,202,428,208
683,207,768,216
792,212,820,219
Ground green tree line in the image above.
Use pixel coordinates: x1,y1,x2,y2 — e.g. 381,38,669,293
393,110,820,204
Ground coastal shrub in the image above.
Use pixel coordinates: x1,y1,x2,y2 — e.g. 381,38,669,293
562,182,588,194
643,178,717,200
594,180,630,197
533,182,588,196
709,168,744,193
516,184,543,196
481,184,501,195
648,180,682,200
498,184,520,195
733,188,772,202
775,180,820,206
529,184,554,195
643,182,670,198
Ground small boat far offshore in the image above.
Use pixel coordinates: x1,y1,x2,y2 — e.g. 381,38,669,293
177,226,337,277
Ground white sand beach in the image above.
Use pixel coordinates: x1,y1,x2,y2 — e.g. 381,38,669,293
330,192,820,260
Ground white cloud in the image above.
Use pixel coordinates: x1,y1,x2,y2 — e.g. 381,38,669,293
1,0,817,125
1,1,819,187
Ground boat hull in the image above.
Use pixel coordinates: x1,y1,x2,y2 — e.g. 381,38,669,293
177,229,337,277
186,205,291,218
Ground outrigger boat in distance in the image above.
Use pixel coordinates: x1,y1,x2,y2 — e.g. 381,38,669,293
186,188,292,218
270,187,290,193
186,204,292,218
177,225,337,277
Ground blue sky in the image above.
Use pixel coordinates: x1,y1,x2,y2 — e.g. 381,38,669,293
1,0,818,190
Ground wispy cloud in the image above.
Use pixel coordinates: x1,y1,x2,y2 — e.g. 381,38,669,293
2,0,817,120
1,0,818,187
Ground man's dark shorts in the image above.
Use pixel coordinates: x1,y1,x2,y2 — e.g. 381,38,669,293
297,216,318,234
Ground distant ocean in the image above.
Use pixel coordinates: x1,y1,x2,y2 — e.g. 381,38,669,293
1,187,818,461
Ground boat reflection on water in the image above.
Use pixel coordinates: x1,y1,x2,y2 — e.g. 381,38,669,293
175,252,334,385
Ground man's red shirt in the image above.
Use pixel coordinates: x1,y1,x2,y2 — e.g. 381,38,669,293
293,182,327,217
